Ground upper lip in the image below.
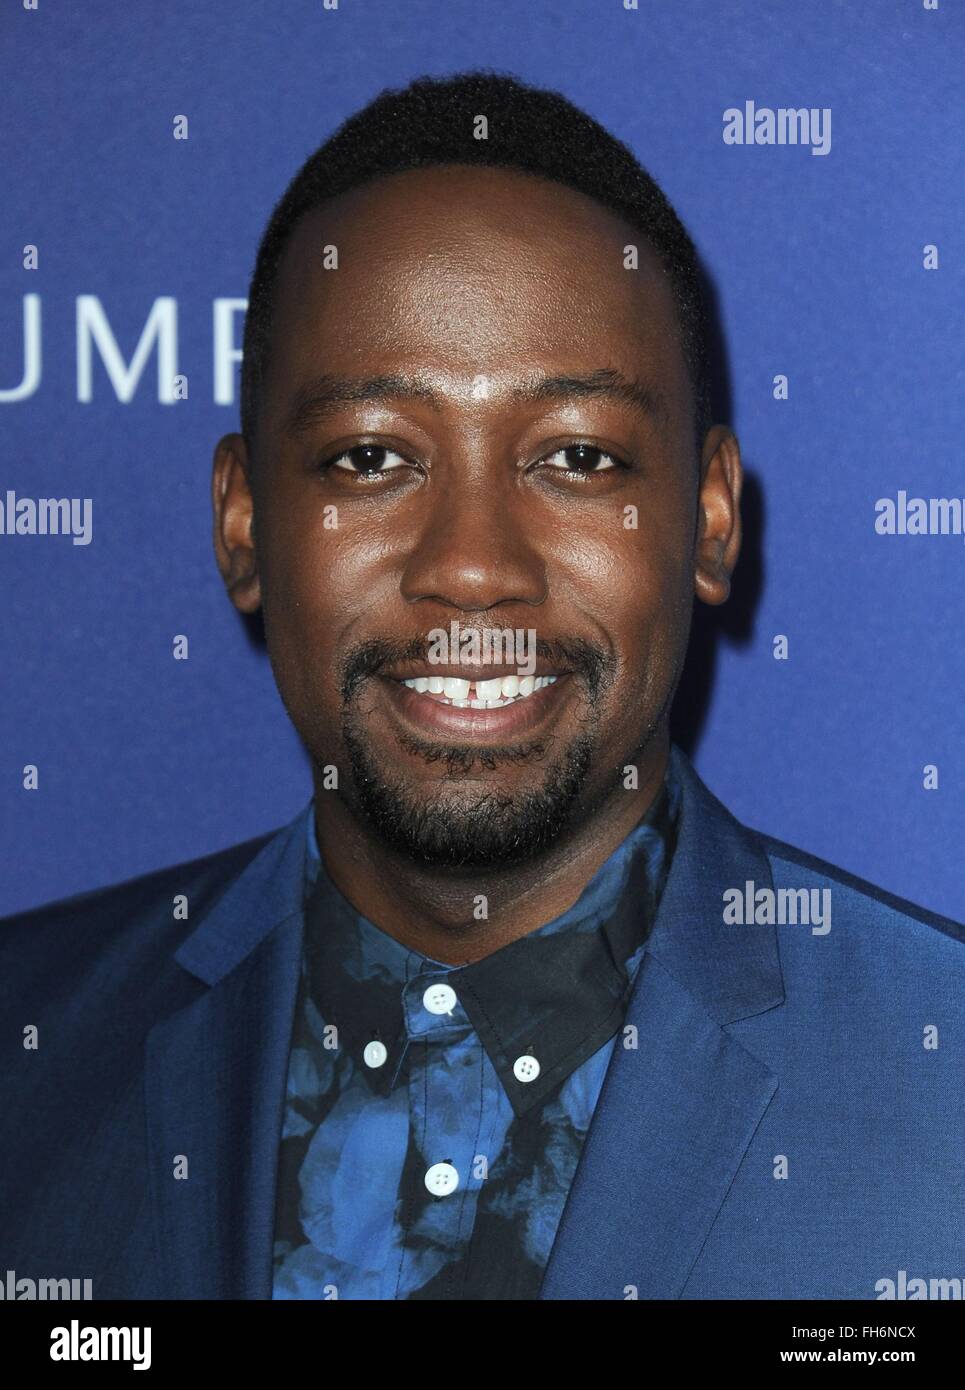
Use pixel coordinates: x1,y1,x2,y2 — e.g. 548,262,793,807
381,664,570,681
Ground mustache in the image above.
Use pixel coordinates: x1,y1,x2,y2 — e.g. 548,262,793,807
339,634,611,703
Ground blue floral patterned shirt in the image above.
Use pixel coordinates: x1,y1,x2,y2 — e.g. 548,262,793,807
272,762,680,1300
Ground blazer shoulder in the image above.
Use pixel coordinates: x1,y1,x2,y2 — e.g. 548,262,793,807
0,828,277,942
750,825,965,949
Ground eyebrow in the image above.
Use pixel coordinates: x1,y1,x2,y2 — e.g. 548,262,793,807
282,368,670,437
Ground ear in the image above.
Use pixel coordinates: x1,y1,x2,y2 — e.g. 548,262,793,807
212,433,262,613
694,425,742,607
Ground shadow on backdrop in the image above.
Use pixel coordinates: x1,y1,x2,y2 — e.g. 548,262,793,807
672,261,764,759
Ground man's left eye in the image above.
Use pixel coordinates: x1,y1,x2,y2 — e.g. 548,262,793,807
541,445,622,473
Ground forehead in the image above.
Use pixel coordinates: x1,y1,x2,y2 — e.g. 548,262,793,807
264,163,688,413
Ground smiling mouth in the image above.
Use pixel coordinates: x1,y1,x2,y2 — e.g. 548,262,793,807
392,673,561,709
375,669,575,741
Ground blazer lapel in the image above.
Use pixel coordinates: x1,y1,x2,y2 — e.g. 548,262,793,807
144,809,310,1299
540,745,785,1300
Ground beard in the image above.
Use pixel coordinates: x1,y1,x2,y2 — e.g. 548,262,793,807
341,716,597,869
335,635,611,870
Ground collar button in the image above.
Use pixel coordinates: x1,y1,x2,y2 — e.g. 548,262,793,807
422,983,457,1015
513,1054,540,1084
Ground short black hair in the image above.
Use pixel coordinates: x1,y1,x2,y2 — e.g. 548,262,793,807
240,69,713,453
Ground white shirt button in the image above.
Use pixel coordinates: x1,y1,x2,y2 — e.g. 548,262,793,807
362,1039,387,1069
513,1054,540,1083
422,983,458,1015
424,1161,459,1196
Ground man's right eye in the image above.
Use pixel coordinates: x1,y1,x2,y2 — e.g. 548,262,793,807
324,445,408,475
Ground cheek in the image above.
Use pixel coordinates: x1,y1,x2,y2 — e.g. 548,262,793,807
259,507,408,711
255,518,346,707
551,511,694,716
553,510,691,626
257,481,358,619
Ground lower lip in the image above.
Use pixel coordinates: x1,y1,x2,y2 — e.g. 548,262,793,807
377,675,575,740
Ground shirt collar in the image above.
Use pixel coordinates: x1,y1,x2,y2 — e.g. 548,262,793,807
301,761,680,1118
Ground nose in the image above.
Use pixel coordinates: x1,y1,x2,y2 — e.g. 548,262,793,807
399,473,547,613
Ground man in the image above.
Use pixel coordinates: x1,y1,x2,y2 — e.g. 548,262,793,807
2,71,964,1303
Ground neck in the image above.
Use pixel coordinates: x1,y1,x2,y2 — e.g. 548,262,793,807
311,736,671,965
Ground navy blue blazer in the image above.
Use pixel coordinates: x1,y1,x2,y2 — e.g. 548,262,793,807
2,743,964,1300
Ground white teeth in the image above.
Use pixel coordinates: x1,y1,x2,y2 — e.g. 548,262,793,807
476,676,504,702
400,673,561,706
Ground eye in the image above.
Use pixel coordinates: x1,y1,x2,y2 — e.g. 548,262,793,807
323,444,409,476
540,444,626,475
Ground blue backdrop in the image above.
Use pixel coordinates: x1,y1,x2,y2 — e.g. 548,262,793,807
1,0,962,920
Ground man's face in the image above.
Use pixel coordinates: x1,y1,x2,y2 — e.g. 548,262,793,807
215,164,737,869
